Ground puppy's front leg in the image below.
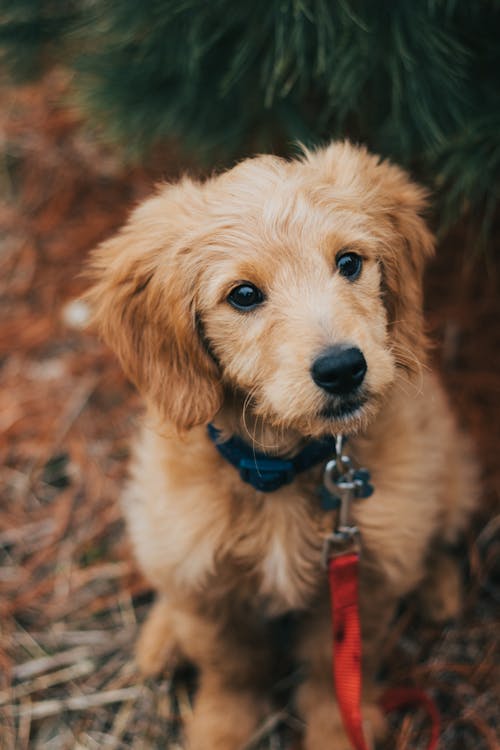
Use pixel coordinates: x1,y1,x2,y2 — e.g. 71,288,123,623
296,598,387,750
187,671,269,750
175,605,272,750
136,594,181,677
137,594,270,748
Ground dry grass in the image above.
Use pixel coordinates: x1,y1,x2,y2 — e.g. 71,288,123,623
0,70,498,750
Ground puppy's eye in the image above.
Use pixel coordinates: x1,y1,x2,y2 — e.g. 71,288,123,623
227,283,264,311
336,252,362,281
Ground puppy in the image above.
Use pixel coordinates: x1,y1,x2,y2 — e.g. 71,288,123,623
85,142,478,749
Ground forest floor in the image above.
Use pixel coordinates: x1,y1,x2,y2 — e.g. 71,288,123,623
0,70,498,750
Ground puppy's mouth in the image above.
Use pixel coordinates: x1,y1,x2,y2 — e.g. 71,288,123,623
319,394,367,421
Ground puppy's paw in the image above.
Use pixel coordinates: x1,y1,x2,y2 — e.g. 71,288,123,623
135,598,180,678
301,701,352,750
186,686,270,750
303,702,386,750
418,553,463,624
362,700,389,743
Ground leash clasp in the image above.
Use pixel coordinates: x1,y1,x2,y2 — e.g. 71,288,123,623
321,435,373,567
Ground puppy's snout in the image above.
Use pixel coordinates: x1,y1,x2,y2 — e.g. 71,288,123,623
311,346,367,395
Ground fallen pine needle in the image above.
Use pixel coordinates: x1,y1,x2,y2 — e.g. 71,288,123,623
12,646,93,681
13,685,144,719
0,659,95,705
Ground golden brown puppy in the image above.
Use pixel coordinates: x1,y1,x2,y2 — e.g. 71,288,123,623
85,142,478,749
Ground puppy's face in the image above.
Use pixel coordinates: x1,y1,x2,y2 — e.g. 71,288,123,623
196,183,393,438
86,143,433,438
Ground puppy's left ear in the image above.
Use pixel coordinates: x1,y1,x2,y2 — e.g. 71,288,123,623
84,182,223,430
380,175,435,373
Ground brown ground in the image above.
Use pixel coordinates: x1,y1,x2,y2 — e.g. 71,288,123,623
0,70,498,750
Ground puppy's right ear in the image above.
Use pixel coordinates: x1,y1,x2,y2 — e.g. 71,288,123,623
84,181,223,431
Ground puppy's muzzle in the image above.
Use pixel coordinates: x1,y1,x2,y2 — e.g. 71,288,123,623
311,346,367,396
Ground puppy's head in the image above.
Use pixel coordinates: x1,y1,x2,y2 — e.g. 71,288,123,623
85,142,433,438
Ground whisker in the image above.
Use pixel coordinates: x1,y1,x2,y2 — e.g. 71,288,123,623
241,391,293,454
390,343,428,396
241,387,259,444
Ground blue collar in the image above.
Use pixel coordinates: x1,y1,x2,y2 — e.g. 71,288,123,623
207,424,337,493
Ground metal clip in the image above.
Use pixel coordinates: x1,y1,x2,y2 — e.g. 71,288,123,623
320,435,373,565
323,456,352,491
323,459,356,528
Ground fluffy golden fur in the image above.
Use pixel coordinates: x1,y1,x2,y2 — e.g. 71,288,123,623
85,142,478,749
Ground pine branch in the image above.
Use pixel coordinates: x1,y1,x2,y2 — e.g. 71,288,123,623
0,0,498,242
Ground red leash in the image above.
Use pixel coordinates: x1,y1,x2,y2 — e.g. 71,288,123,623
329,551,440,750
322,437,441,749
328,552,370,750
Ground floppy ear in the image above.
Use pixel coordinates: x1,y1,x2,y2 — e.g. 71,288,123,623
84,182,223,430
379,176,435,377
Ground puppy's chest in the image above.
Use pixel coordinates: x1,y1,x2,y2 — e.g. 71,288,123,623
216,489,324,616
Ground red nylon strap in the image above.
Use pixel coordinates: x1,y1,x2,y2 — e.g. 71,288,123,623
328,552,370,750
328,552,441,750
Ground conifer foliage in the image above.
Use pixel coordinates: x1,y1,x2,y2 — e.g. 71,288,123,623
1,1,499,236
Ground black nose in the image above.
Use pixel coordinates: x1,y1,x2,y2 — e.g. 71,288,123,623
311,346,367,395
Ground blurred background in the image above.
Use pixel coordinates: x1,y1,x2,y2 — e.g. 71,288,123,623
0,3,499,749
